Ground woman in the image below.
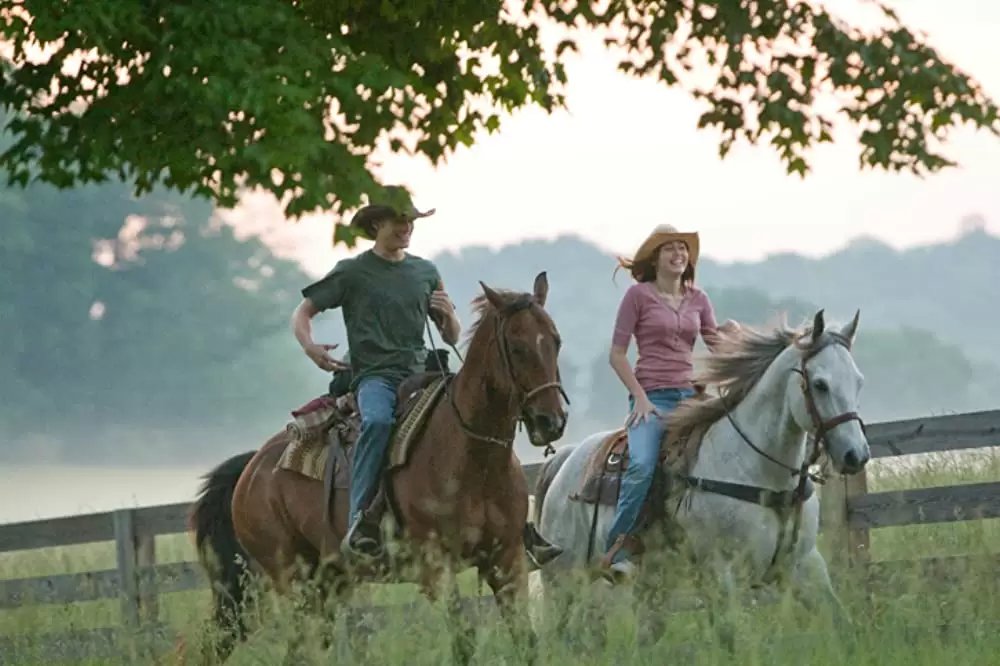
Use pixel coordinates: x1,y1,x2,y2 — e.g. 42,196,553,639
603,223,740,576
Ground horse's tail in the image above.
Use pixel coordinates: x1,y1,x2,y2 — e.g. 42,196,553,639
188,450,257,656
532,444,573,524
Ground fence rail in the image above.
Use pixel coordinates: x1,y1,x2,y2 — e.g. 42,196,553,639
2,409,1000,662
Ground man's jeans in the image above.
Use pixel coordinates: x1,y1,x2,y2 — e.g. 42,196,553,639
348,376,399,526
604,387,695,564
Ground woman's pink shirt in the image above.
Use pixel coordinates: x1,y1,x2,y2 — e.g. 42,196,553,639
611,282,720,393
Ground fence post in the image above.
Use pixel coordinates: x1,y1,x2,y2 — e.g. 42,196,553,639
112,509,140,629
819,470,850,566
820,460,871,567
115,509,162,658
137,530,158,624
844,469,871,566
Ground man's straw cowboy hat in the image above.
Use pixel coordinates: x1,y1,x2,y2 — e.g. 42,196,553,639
349,203,436,240
348,186,436,240
617,224,700,276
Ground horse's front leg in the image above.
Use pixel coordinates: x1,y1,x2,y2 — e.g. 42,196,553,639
484,541,538,666
791,548,857,648
418,548,476,666
697,557,739,654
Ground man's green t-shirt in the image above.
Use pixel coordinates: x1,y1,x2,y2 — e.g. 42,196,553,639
302,250,442,389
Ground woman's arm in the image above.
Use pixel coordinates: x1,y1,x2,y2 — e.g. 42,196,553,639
698,290,740,352
608,286,647,401
609,346,647,402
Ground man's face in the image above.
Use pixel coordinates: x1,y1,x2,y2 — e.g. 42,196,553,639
374,215,413,250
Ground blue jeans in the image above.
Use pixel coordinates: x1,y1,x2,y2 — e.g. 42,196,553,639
349,376,399,526
605,387,695,564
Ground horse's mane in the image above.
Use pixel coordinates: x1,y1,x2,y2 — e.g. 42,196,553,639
464,288,535,346
663,315,847,469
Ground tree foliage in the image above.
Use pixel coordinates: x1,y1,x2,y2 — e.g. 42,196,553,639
1,0,998,244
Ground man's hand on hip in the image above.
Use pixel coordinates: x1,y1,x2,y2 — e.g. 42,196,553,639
304,342,349,372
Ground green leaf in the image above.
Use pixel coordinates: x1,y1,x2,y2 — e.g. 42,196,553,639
333,222,361,248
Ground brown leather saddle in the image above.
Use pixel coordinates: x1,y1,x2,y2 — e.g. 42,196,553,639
570,429,630,506
570,384,710,508
321,370,449,530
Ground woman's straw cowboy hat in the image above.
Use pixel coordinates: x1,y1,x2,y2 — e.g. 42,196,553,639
618,224,700,275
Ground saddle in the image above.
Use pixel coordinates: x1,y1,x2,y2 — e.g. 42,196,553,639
313,349,454,531
570,429,630,506
329,348,450,399
571,384,710,509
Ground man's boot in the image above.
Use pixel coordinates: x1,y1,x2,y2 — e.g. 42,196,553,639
524,522,563,570
341,492,388,566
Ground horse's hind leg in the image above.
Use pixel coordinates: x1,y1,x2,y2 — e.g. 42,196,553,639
633,552,673,649
250,541,322,664
537,566,570,636
538,565,601,654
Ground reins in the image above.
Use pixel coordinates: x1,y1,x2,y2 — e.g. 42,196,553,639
715,333,863,478
424,295,569,455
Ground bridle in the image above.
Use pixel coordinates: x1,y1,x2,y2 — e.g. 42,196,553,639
723,333,865,481
426,294,569,452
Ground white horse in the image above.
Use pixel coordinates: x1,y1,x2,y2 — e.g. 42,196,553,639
532,309,870,649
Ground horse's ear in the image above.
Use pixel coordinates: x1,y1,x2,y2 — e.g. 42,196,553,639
841,309,860,346
811,309,826,343
479,281,506,310
532,271,549,308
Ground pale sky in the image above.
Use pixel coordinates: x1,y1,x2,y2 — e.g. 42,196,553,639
221,0,1000,279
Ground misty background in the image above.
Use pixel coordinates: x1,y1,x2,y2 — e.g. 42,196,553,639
2,115,999,523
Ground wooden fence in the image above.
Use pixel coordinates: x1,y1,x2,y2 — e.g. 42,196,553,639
2,409,1000,662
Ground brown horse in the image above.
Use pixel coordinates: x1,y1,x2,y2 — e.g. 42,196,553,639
188,271,567,664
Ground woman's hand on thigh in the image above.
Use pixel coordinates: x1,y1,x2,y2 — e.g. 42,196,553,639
626,394,660,429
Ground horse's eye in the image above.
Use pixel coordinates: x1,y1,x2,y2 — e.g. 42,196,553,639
813,378,829,393
511,344,531,358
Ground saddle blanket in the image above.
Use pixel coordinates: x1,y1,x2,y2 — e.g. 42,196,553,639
275,376,447,483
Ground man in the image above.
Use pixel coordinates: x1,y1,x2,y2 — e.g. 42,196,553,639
291,198,562,567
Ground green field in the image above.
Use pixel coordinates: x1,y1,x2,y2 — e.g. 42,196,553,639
1,451,999,665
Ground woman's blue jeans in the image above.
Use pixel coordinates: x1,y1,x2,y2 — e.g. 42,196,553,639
604,387,695,564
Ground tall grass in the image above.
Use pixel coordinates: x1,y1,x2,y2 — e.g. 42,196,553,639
1,451,998,664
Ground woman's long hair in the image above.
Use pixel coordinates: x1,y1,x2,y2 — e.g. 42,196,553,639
614,241,696,287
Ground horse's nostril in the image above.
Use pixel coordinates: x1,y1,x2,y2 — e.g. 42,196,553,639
532,412,564,435
844,450,859,470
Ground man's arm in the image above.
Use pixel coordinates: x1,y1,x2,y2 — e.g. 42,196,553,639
291,298,348,371
429,278,461,345
291,298,321,351
433,293,462,345
293,262,350,371
438,307,461,345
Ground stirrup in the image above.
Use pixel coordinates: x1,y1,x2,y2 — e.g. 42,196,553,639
342,512,385,560
599,533,643,569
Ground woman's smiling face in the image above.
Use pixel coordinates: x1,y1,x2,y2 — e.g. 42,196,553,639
657,240,690,278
